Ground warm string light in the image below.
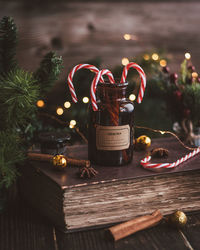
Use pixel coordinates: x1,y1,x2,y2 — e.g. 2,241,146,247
121,57,129,66
36,100,45,108
69,119,76,128
82,97,89,103
135,125,196,151
185,52,191,60
124,34,131,40
129,94,136,101
56,107,64,115
143,54,150,61
123,34,138,41
152,53,159,61
159,59,167,67
192,72,198,79
64,101,71,109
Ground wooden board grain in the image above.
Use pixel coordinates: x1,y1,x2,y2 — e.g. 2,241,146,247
1,1,200,76
0,190,56,250
55,221,192,250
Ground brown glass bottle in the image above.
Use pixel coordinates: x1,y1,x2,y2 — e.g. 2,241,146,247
88,81,134,166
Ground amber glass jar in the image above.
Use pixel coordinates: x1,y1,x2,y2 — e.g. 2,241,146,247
88,81,134,166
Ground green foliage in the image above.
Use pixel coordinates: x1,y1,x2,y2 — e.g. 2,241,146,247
151,58,200,126
0,16,18,76
180,59,187,84
183,84,200,123
34,51,63,96
0,17,63,189
0,131,24,188
0,69,39,129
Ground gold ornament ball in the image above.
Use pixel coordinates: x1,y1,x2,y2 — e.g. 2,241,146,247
135,135,151,150
169,211,187,228
52,155,67,169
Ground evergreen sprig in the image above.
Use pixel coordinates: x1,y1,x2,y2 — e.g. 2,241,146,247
0,69,39,129
34,51,63,96
0,131,24,188
0,16,18,76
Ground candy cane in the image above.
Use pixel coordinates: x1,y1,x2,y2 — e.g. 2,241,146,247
67,64,103,103
91,69,115,111
121,62,146,104
141,147,200,170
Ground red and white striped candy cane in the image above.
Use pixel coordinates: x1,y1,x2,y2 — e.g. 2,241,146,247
67,64,103,103
141,147,200,170
121,62,146,104
91,69,115,111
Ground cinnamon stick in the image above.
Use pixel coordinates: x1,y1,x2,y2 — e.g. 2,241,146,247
108,210,163,241
27,152,90,168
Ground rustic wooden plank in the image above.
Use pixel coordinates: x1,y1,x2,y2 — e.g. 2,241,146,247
55,222,190,250
55,228,115,250
0,189,56,250
181,212,200,250
0,2,200,75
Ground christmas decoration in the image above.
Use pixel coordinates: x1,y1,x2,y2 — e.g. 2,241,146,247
52,155,67,169
152,55,200,145
90,69,115,111
120,62,146,103
0,16,63,189
135,135,151,150
67,63,103,103
167,211,187,228
141,146,200,171
67,62,147,111
27,152,98,178
67,62,147,166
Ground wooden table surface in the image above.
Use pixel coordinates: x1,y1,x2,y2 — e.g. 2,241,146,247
0,186,199,250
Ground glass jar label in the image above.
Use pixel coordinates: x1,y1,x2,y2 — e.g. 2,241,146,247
96,125,130,151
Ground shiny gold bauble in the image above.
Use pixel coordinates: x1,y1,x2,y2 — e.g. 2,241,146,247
52,155,67,169
135,135,151,150
168,211,187,228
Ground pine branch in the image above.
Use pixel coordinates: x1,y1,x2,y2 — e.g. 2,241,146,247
0,16,18,76
0,69,40,130
0,131,24,188
34,51,63,96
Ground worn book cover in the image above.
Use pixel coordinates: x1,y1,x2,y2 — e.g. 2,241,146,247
19,138,200,232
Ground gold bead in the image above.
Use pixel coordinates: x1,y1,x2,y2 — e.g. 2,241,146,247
52,155,67,169
135,135,151,150
168,211,187,228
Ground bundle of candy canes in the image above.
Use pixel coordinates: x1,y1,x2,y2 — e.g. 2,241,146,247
67,62,200,171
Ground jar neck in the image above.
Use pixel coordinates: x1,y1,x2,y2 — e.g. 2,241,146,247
97,83,127,102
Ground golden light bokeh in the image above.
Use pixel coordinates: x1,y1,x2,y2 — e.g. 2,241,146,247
185,52,191,60
129,94,136,101
70,120,76,126
56,107,64,115
143,54,150,61
82,97,89,103
36,100,45,108
123,34,131,40
160,59,167,67
192,72,198,78
122,57,129,66
64,101,71,109
152,53,159,61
